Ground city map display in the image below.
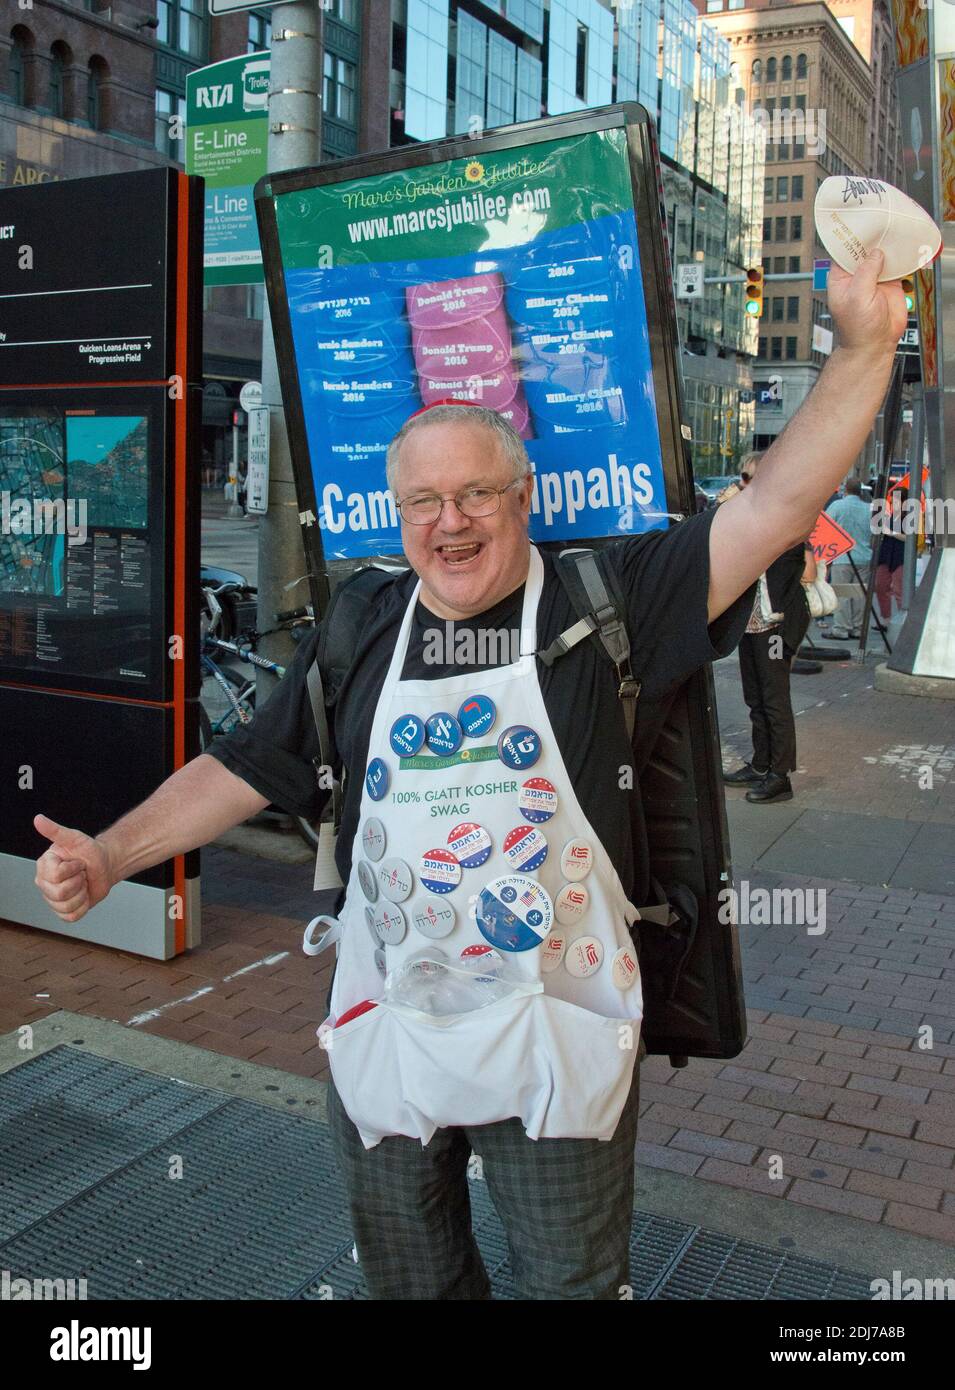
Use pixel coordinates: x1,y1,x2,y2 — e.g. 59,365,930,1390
0,403,155,691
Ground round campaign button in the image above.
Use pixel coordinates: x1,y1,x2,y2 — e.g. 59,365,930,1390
476,875,553,952
460,943,504,979
412,900,457,939
518,777,558,824
364,904,381,943
497,725,542,771
611,944,639,990
540,929,568,973
373,901,407,946
377,857,413,903
361,817,386,863
374,947,387,977
502,825,548,873
419,847,462,894
458,694,497,739
365,758,389,802
555,882,589,926
564,934,604,978
447,822,492,869
357,859,379,903
425,712,463,756
390,714,425,758
560,839,594,882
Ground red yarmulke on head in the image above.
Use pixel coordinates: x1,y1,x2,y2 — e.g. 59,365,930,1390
408,398,483,419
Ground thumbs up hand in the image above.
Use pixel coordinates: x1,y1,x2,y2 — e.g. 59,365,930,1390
33,814,115,923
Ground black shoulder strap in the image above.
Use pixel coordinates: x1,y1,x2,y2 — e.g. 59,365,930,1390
306,565,398,835
539,548,641,740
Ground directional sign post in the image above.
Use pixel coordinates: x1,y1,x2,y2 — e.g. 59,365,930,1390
677,263,704,300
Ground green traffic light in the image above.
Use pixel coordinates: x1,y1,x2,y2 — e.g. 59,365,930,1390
745,300,760,316
905,295,914,312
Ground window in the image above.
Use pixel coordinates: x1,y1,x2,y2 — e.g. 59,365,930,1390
706,0,724,10
766,144,775,162
762,256,772,272
775,216,787,240
771,296,784,321
575,23,588,102
758,337,767,359
763,218,772,241
791,175,804,200
786,336,798,359
793,142,805,158
246,284,265,319
767,56,777,82
728,0,744,8
178,0,204,59
330,0,358,22
791,215,802,239
782,55,792,81
796,53,807,79
771,337,782,360
324,52,356,123
787,296,799,321
49,47,65,117
155,88,185,156
776,176,789,201
795,94,806,111
248,11,271,53
764,176,774,201
9,31,28,105
88,57,105,128
789,255,800,272
780,95,791,110
752,59,762,82
773,256,785,273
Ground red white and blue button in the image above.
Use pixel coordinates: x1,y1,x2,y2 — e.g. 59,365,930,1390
365,758,389,801
447,821,492,869
502,824,548,872
458,694,496,739
425,712,463,756
497,724,541,770
390,714,425,757
476,875,553,952
418,847,462,894
518,777,558,823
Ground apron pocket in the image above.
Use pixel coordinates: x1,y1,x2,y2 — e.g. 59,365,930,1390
328,989,641,1146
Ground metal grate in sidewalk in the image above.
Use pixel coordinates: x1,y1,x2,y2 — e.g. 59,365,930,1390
0,1048,875,1300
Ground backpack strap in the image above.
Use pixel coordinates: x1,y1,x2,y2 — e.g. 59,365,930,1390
539,548,641,740
306,564,399,837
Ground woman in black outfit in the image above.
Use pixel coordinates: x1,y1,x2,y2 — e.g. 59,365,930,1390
720,453,816,804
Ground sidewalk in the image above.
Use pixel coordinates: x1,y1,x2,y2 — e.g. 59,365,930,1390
2,618,954,1272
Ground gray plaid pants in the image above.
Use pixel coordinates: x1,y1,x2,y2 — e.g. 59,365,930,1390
326,1037,645,1300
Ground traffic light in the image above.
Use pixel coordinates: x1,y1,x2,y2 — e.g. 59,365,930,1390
744,267,764,318
901,277,915,313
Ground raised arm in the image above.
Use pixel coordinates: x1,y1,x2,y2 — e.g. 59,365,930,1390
707,250,908,621
34,755,269,924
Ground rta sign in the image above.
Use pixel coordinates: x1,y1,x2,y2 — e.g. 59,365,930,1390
196,84,233,109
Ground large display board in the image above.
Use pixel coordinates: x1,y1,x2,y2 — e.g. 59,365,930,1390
0,169,203,959
256,106,747,1060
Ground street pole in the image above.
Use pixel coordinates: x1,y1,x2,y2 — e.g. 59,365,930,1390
256,1,321,694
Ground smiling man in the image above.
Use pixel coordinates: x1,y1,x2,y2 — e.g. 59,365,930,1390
33,252,907,1301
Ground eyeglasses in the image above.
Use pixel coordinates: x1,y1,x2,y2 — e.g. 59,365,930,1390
395,478,524,526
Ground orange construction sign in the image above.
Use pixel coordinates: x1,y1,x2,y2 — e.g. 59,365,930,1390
809,511,855,564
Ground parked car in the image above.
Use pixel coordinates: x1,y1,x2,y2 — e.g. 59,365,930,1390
694,475,734,506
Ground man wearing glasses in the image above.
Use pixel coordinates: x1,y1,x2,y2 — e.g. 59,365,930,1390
33,252,906,1300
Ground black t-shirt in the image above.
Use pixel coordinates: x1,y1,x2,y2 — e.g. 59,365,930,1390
204,508,753,907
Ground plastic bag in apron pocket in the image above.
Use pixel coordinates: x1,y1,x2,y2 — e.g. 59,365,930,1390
327,962,640,1146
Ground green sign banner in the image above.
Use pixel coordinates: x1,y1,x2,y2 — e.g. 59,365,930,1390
186,53,270,286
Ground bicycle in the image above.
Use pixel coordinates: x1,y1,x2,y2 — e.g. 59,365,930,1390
199,579,323,851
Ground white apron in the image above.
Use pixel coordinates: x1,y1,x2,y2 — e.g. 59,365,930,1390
315,544,643,1149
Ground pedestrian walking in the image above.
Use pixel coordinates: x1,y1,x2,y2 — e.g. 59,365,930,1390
825,478,873,639
33,252,907,1299
721,454,814,805
874,487,907,621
